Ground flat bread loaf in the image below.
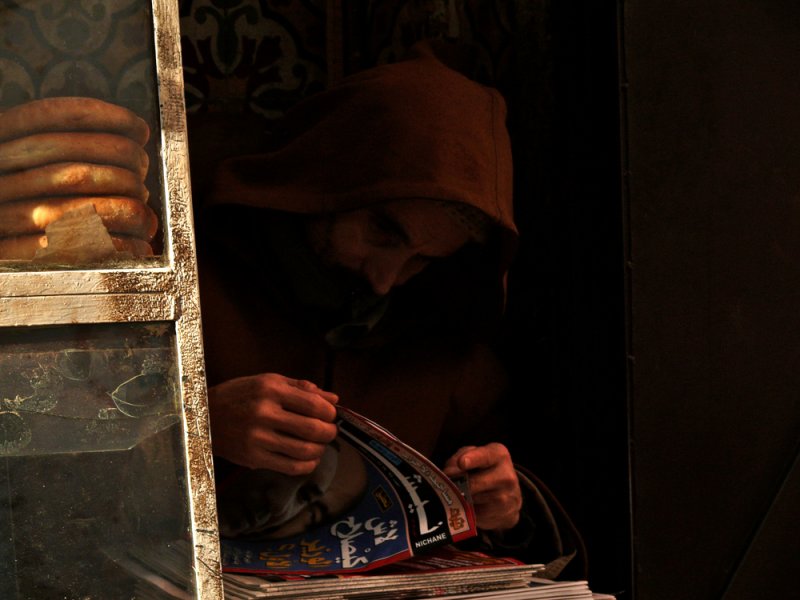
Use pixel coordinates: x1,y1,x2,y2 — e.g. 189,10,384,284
0,97,150,146
0,233,153,260
0,162,149,204
0,196,158,240
0,131,149,178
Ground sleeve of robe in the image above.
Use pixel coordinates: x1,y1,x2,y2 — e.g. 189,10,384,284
437,342,589,580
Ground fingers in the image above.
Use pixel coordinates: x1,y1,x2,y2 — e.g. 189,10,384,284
207,373,341,475
443,443,523,532
442,443,500,476
289,378,340,405
447,444,514,492
259,375,339,421
240,373,340,443
236,428,332,475
460,443,508,471
253,399,339,445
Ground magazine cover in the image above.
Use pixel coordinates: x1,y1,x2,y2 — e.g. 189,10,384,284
220,406,478,576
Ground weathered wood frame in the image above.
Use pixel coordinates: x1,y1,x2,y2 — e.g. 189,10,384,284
0,1,222,597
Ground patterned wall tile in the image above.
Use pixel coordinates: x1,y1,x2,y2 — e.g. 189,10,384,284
0,0,158,124
178,0,327,116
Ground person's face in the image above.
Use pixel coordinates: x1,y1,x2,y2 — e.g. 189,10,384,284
305,199,471,296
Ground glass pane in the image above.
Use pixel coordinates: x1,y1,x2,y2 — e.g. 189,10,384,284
0,322,194,599
0,0,166,270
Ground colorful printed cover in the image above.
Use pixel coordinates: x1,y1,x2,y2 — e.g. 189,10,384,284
221,406,477,576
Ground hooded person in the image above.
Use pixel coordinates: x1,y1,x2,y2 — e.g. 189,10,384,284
195,42,585,578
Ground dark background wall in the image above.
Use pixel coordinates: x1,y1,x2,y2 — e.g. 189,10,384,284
500,1,629,597
622,1,800,598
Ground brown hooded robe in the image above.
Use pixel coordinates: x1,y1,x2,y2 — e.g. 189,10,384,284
195,43,585,577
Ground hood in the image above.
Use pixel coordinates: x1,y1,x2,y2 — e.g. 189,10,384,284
202,43,519,341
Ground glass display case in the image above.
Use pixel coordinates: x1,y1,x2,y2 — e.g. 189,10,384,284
0,1,220,598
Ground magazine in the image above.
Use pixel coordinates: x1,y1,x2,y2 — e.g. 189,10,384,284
109,405,614,599
219,406,479,576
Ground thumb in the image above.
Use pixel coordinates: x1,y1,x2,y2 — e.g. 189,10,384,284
443,445,478,475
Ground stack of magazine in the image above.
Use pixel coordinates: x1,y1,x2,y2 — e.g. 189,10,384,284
221,550,600,599
119,406,613,599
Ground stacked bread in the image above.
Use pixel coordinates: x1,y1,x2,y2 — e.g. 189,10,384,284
0,97,158,261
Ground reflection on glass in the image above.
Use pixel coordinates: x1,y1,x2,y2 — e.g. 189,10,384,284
0,0,165,269
0,322,194,599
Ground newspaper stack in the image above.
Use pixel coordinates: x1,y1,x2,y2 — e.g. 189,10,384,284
0,96,158,263
120,540,606,600
221,556,592,600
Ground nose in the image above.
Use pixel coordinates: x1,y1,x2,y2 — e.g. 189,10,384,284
362,249,413,296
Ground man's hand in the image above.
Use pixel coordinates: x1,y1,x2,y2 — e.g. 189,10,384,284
443,443,523,533
207,373,339,475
